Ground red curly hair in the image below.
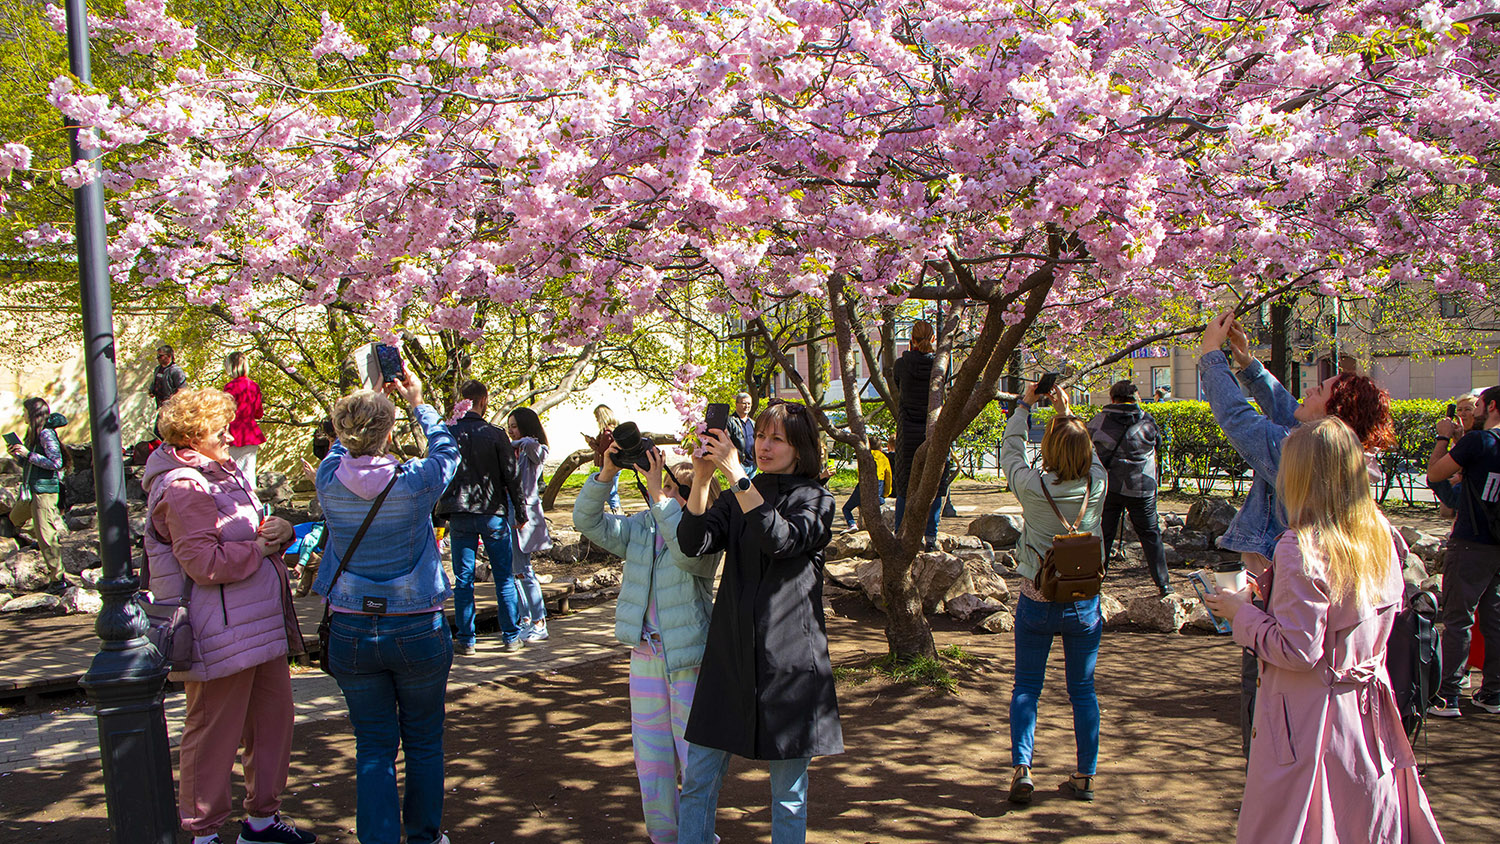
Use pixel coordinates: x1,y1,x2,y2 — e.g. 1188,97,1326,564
1324,374,1394,451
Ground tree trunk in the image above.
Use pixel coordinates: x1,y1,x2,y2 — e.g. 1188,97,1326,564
541,448,595,511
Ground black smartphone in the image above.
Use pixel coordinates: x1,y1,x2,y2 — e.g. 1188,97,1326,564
1034,372,1058,406
3,432,20,447
704,402,730,432
1447,403,1457,419
375,343,405,384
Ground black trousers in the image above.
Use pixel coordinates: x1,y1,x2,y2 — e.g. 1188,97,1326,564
1438,537,1500,698
1100,490,1169,592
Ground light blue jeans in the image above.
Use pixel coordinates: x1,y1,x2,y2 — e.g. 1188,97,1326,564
1010,593,1101,775
513,551,547,624
677,743,810,844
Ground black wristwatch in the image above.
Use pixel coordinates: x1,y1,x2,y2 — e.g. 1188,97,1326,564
734,476,752,493
1435,436,1451,443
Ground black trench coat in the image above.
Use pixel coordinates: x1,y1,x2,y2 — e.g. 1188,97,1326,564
677,472,844,760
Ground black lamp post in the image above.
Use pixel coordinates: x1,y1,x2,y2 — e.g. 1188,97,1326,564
63,1,178,841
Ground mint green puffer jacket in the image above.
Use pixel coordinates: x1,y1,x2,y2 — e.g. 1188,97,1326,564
575,474,721,673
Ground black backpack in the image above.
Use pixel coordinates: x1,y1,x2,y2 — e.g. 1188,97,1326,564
1386,583,1441,742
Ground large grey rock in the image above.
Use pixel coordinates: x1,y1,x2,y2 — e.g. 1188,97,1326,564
967,514,1023,549
1402,554,1428,588
1185,604,1223,634
256,472,295,508
0,486,15,516
124,467,146,501
942,558,1010,609
80,567,104,588
5,549,54,593
1100,592,1130,628
827,531,874,561
825,561,864,590
853,552,964,614
1399,525,1424,546
66,512,96,532
976,609,1015,633
1163,545,1185,566
545,529,588,563
1411,535,1445,563
2,592,62,613
0,562,12,592
1173,531,1210,554
0,535,18,560
1185,499,1238,539
994,550,1016,569
60,542,102,575
946,593,1007,621
1127,592,1198,633
592,566,623,588
1421,575,1443,594
60,585,103,615
1162,512,1186,528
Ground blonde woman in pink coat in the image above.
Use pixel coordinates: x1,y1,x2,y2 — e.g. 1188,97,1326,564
1207,417,1444,843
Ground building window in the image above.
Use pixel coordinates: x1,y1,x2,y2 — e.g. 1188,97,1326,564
1439,294,1466,320
1151,366,1170,395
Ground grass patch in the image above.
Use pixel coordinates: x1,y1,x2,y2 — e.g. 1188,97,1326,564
835,645,986,694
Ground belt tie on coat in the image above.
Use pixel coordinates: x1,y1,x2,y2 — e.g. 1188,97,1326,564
1329,662,1415,776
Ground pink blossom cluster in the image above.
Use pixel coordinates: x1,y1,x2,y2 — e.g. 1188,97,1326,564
4,0,1498,390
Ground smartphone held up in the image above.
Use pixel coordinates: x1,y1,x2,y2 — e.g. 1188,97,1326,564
1034,372,1058,406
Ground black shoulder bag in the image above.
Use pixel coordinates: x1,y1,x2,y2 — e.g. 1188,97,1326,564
316,475,399,673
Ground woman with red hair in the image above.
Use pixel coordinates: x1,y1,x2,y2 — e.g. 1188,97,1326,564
1197,310,1394,756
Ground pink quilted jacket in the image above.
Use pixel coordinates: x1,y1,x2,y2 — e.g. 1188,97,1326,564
143,445,303,682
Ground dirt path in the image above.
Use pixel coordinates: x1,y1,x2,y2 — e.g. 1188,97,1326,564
3,592,1496,843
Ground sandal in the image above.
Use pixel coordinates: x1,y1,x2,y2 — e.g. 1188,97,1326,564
1060,773,1095,801
1007,765,1034,804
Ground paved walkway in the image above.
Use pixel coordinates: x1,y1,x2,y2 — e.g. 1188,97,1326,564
0,603,621,775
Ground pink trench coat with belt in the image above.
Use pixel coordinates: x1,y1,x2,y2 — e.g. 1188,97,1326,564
1232,526,1444,843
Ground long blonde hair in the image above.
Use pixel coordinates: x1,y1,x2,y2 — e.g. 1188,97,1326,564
1276,417,1391,607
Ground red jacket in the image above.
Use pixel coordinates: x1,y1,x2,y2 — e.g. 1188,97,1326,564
223,376,265,447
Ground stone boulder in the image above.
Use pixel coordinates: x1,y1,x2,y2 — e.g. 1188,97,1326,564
1162,512,1186,528
1185,499,1238,539
1411,534,1445,563
66,512,97,532
2,592,62,613
1172,531,1210,554
60,541,102,575
60,585,103,615
1127,592,1199,633
1184,604,1223,634
827,531,875,561
1398,525,1424,546
1402,554,1428,588
80,567,104,588
1163,545,1185,566
994,550,1016,570
0,535,18,560
0,562,12,592
592,566,623,588
0,485,15,516
544,529,589,563
1420,575,1442,594
1100,592,1130,628
256,472,296,508
976,609,1015,633
825,561,864,590
946,594,1007,621
4,549,55,593
853,551,964,614
942,558,1010,608
941,534,995,567
967,514,1023,549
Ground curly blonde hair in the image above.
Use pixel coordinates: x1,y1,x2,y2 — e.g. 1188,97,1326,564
332,390,396,457
158,389,237,448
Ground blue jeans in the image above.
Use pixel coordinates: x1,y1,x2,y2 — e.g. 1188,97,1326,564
892,494,942,539
678,743,810,844
329,611,453,844
448,513,520,644
1010,593,1101,775
514,551,547,623
841,480,884,526
606,473,621,511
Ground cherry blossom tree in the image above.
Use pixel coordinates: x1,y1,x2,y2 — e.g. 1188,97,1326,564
7,0,1499,656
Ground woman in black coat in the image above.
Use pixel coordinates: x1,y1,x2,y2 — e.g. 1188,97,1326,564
893,319,938,546
676,401,841,844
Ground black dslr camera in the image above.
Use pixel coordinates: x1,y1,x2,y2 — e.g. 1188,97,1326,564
609,421,655,471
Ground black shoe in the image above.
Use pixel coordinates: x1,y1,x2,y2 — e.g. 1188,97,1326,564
238,814,316,844
1427,695,1462,719
1473,691,1500,714
923,537,939,552
42,579,71,595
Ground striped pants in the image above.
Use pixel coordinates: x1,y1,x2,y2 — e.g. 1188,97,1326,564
630,641,700,844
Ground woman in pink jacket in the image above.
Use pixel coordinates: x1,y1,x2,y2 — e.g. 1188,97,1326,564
1208,417,1444,843
144,388,314,844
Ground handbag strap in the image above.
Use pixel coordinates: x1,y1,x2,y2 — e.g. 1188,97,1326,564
1038,476,1091,534
323,474,400,600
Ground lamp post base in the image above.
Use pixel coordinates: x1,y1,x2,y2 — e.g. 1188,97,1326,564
79,574,177,844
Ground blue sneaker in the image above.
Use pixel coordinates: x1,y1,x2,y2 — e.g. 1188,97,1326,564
521,620,549,642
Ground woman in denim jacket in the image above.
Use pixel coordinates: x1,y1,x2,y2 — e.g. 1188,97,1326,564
314,374,459,844
575,443,721,843
1198,311,1394,757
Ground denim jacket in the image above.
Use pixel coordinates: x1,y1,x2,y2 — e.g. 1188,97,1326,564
1198,352,1295,559
313,404,460,613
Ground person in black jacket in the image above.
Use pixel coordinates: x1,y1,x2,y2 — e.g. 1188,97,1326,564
893,320,943,550
676,401,841,844
1086,380,1171,596
436,380,529,654
149,344,188,407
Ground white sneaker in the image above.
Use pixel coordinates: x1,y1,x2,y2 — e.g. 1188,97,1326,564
522,621,549,642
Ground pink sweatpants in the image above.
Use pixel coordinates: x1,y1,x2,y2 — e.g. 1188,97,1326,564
178,658,295,834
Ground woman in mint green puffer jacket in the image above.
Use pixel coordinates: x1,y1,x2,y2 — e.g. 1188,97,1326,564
574,443,720,844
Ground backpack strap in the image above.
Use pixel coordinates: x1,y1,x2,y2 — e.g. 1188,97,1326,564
1039,476,1091,534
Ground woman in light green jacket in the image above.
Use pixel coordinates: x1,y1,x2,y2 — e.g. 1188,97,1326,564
574,442,721,843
